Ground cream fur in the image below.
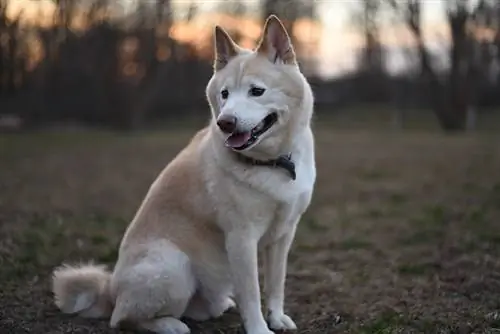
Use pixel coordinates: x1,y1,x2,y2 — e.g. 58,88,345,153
51,15,316,334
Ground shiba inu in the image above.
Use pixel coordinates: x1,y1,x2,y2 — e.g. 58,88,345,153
52,15,316,334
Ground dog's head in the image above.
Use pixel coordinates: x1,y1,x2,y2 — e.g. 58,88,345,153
206,15,313,158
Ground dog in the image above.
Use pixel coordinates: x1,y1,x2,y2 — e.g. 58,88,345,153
51,15,316,334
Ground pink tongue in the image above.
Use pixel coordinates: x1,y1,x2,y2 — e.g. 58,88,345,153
225,132,251,148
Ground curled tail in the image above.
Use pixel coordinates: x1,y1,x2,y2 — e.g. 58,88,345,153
52,263,113,319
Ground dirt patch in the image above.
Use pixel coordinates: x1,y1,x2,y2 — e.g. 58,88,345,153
1,129,500,333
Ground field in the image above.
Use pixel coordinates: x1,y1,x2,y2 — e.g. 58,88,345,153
1,118,500,333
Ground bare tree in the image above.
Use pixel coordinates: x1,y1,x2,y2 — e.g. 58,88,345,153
261,0,316,64
215,0,248,45
114,0,173,129
386,0,492,131
0,0,28,99
217,0,247,17
352,0,384,72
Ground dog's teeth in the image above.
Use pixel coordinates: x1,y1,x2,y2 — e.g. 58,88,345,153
255,122,264,132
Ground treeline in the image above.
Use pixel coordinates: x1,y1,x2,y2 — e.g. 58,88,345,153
350,0,500,131
0,0,320,130
1,0,500,132
0,0,213,129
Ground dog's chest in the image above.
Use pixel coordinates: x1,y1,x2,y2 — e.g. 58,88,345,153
211,136,316,237
224,172,312,243
259,192,309,246
253,151,315,203
260,175,312,245
257,167,315,245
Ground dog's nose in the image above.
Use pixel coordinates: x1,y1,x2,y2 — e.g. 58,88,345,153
216,115,237,134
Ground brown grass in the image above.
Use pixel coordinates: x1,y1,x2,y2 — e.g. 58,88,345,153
1,124,500,333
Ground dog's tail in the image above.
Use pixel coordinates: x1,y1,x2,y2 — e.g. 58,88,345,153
52,263,114,319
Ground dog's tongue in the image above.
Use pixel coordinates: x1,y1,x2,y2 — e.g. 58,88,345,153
225,132,251,148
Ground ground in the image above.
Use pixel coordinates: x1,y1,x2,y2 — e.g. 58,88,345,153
1,119,500,333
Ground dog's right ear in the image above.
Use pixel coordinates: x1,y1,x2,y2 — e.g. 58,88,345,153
214,26,238,71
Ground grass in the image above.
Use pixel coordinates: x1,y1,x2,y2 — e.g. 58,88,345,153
1,119,500,333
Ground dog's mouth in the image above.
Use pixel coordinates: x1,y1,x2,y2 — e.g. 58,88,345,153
225,112,278,151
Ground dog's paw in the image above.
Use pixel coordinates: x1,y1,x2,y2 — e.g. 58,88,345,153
184,296,235,321
247,329,274,334
157,319,190,334
183,298,211,321
209,297,236,318
220,297,236,312
267,311,297,331
140,317,190,334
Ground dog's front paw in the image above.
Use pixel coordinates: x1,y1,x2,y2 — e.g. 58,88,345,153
267,311,297,331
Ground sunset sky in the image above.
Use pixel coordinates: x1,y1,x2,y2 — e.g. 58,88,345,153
314,0,450,77
169,0,451,77
8,0,452,78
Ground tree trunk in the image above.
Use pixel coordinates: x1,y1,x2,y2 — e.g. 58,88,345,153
388,0,472,132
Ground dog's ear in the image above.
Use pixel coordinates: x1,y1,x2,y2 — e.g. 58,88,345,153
256,15,296,65
213,26,238,71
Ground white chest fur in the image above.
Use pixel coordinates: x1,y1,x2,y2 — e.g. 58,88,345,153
245,127,316,205
205,127,316,241
258,157,315,245
221,135,315,241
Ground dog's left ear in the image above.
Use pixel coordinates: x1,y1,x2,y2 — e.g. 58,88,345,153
256,15,296,65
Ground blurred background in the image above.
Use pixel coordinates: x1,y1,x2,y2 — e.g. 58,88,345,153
2,1,500,333
1,0,499,131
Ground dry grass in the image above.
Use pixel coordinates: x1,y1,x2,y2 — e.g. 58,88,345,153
1,124,500,333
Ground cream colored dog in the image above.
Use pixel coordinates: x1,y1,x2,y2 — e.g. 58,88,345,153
52,15,315,334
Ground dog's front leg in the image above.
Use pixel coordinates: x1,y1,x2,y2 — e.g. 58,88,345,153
226,231,273,334
263,224,298,331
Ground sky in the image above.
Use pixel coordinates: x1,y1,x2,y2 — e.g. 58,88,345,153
164,0,447,24
163,0,450,77
314,1,449,77
9,0,452,78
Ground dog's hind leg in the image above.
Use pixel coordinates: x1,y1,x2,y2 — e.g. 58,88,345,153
183,258,235,321
109,240,196,333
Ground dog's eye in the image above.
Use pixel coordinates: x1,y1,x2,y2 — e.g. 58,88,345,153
249,87,265,97
221,89,229,99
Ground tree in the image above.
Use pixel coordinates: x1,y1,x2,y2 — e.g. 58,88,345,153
261,0,316,63
351,0,384,73
215,0,248,45
217,0,247,17
0,0,27,98
386,0,495,131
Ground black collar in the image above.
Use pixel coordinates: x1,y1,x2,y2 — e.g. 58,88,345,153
235,152,296,180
